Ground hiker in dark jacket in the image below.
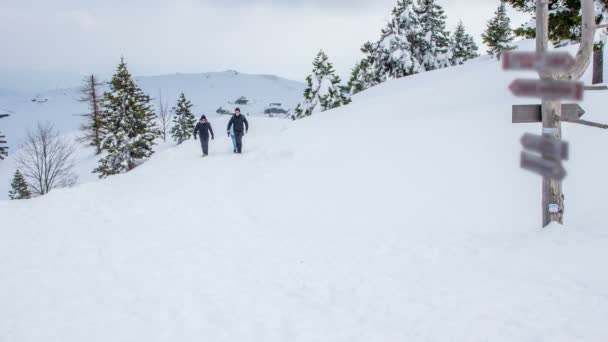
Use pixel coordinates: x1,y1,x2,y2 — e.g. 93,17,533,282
193,115,214,156
226,108,249,153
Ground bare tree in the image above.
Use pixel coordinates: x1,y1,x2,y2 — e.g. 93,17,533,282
0,113,8,160
16,123,78,196
78,74,104,154
156,89,171,142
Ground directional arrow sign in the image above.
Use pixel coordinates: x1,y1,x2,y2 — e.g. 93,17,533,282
521,133,569,160
521,152,567,181
512,104,585,123
503,51,575,73
509,79,584,101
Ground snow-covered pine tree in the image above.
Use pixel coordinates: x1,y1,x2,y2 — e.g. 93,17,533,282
294,50,351,119
94,58,161,177
170,93,196,144
347,59,372,95
9,169,31,200
450,20,480,65
482,2,515,60
414,0,452,71
374,0,423,81
78,74,105,154
0,113,8,160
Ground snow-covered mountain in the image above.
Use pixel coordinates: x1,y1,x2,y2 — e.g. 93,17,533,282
0,70,304,150
1,42,608,341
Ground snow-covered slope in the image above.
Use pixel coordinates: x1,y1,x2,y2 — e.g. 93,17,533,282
1,43,608,341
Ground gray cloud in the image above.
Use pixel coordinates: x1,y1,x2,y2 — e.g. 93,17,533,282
0,0,529,91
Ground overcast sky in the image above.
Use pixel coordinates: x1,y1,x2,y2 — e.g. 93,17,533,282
0,0,529,91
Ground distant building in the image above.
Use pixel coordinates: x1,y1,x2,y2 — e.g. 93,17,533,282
234,96,249,105
264,103,289,116
216,107,232,115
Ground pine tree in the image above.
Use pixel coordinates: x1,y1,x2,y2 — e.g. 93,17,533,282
94,58,161,177
414,0,452,71
294,50,351,119
170,93,196,144
0,113,8,160
450,20,480,65
482,2,515,59
78,74,104,154
347,59,372,95
375,0,423,81
9,170,31,200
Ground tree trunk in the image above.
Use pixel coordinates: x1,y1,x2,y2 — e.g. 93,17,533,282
592,43,604,85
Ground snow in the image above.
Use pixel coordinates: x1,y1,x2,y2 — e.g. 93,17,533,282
1,41,608,341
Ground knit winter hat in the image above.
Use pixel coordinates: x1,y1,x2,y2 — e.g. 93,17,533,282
200,115,207,120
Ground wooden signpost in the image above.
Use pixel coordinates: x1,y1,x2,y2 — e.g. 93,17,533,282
505,0,598,227
512,104,585,123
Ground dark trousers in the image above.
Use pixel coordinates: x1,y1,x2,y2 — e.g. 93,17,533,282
199,136,209,155
235,133,243,153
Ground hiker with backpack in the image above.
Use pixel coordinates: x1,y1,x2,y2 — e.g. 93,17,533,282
193,115,214,157
227,108,249,153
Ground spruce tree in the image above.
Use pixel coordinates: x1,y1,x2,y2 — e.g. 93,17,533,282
9,170,31,200
0,113,8,160
375,0,423,80
94,58,161,177
482,2,515,60
414,0,452,71
170,93,196,144
347,59,372,95
450,20,480,65
294,50,351,119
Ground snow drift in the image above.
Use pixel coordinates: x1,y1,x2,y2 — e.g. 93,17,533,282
1,42,607,341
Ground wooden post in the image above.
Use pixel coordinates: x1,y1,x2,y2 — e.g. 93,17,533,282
536,0,597,227
593,43,604,85
537,0,564,227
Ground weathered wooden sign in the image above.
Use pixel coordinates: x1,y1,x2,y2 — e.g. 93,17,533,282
521,152,567,181
512,104,585,123
509,79,584,101
521,133,569,160
503,51,576,73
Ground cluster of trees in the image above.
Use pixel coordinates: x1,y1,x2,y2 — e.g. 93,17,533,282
6,58,200,200
294,0,479,120
347,0,479,96
292,0,608,119
80,60,198,178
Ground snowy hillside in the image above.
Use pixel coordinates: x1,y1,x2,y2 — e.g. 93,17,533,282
1,42,608,341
